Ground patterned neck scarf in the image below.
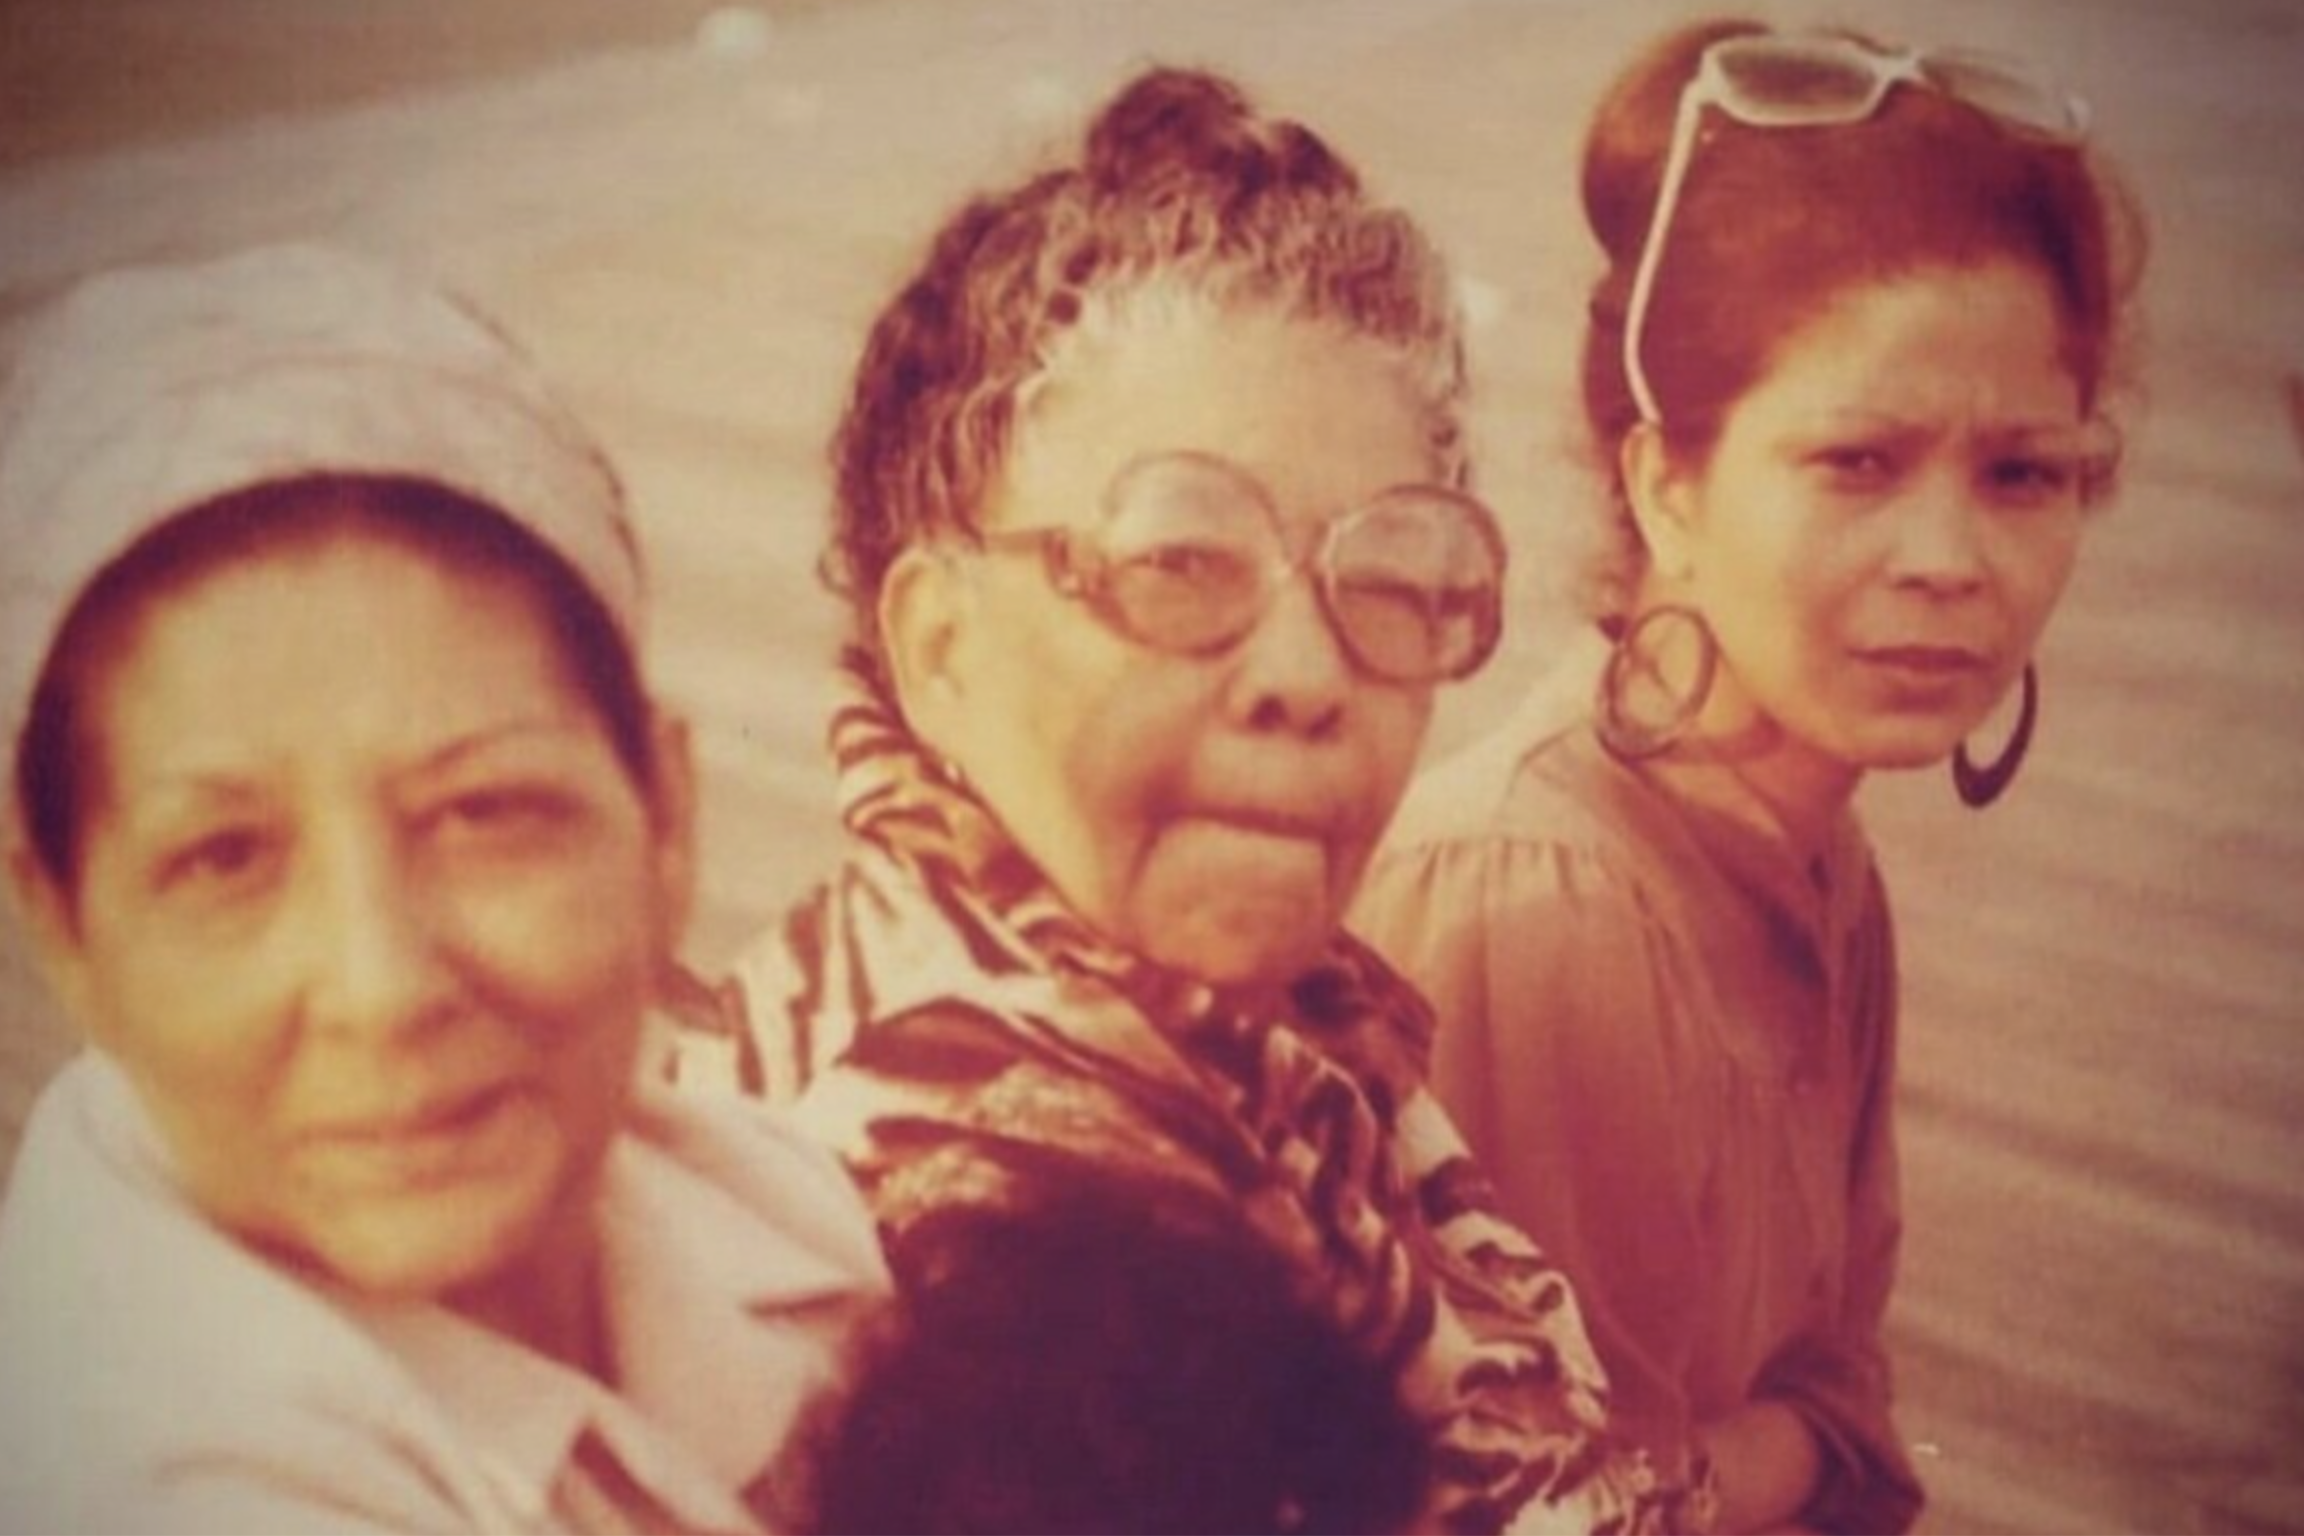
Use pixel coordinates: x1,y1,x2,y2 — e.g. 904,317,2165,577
735,655,1703,1535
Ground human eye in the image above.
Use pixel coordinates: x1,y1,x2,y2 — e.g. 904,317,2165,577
151,822,284,903
1129,539,1254,586
1331,570,1463,679
1806,441,1904,494
422,777,591,855
1105,539,1262,652
1334,573,1438,630
1978,448,2080,508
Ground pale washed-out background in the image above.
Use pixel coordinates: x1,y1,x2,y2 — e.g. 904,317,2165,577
1,3,2299,1530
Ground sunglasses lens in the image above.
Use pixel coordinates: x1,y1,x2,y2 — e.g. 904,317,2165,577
1325,492,1503,682
1711,37,1887,123
1922,51,2086,139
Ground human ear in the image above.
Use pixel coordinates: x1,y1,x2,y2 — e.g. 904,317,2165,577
1619,422,1701,585
876,545,975,761
641,711,699,955
4,814,99,1042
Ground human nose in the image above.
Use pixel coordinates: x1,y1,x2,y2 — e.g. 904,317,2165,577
296,820,455,1041
1886,477,1990,596
1226,564,1351,738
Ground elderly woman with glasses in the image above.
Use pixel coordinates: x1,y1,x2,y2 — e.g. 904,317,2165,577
695,64,1698,1535
0,244,887,1533
1355,18,2146,1534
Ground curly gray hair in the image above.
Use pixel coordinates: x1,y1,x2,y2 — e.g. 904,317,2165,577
825,66,1469,663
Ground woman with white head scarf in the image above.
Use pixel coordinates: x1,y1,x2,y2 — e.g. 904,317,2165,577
0,243,886,1535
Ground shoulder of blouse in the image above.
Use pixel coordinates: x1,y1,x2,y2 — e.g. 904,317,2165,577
1373,648,1683,907
0,1056,487,1533
1354,760,1697,1063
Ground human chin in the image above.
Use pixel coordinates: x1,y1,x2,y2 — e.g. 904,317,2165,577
1809,690,1980,772
282,1097,576,1297
1855,721,1967,772
1844,662,2014,769
1122,818,1342,987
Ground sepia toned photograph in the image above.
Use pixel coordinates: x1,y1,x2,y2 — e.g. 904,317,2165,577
0,1,2298,1531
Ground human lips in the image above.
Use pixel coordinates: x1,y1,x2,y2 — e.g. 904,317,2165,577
1853,644,1989,675
1160,805,1341,895
1196,803,1333,841
294,1081,535,1193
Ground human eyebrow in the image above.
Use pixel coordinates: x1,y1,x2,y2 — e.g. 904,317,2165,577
94,775,285,903
1772,412,1924,460
1970,419,2099,455
406,714,608,779
1784,407,1936,441
392,717,632,835
108,769,270,844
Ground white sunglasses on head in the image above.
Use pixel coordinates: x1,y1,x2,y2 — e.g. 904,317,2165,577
1621,33,2092,427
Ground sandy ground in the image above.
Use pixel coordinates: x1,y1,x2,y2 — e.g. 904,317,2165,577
1,2,2300,1530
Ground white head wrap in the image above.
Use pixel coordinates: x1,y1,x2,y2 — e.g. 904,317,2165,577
0,241,641,757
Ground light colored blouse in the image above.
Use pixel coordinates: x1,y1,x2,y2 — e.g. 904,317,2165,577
1352,640,1925,1534
0,1050,888,1535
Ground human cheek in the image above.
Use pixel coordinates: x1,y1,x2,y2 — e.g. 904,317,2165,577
432,833,658,1053
76,915,305,1233
431,851,652,1187
75,869,298,1107
1779,510,1889,665
1994,516,2087,650
1053,663,1203,895
1704,523,1826,704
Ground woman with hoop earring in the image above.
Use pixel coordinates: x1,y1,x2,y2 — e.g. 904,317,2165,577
1353,18,2144,1534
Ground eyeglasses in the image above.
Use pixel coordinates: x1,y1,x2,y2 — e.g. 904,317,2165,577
973,451,1506,684
1622,33,2091,427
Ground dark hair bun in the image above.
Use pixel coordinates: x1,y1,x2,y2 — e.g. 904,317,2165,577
1578,19,1763,264
1084,66,1359,204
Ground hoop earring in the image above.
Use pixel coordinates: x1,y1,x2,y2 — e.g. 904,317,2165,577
1953,663,2037,809
1596,605,1719,762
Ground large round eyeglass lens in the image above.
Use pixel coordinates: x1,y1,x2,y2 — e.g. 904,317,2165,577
1325,493,1502,681
1714,39,1885,123
1098,456,1278,653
